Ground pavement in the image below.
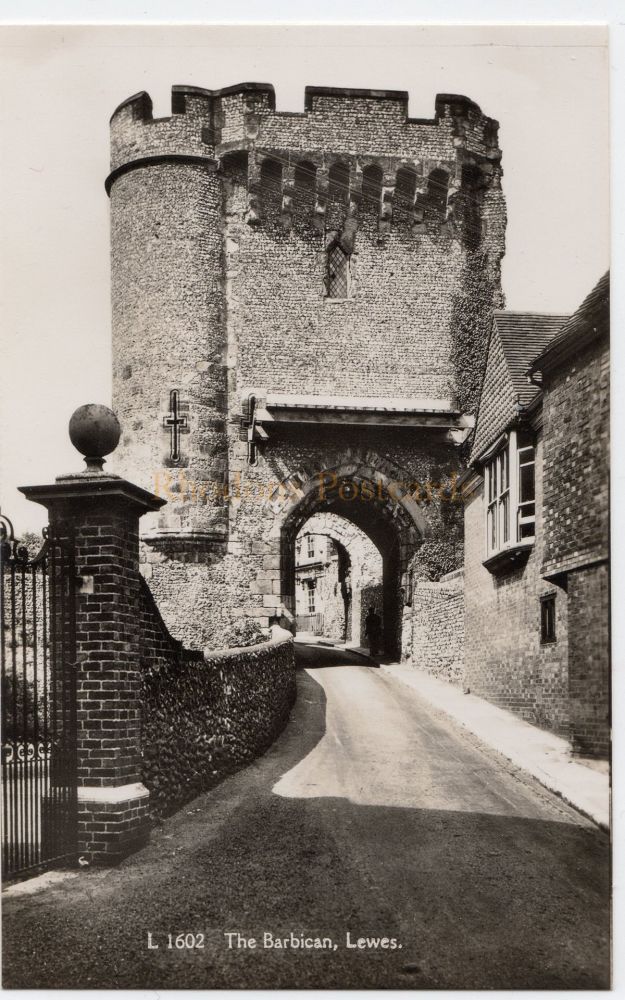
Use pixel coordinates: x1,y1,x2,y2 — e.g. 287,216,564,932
313,636,610,832
378,663,611,832
2,643,610,989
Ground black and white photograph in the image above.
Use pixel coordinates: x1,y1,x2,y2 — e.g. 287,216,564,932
0,7,617,992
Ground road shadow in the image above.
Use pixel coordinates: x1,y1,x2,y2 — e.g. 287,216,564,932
1,670,611,991
295,641,380,669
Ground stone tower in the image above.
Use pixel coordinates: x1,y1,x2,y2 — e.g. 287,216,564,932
109,87,228,547
107,83,506,653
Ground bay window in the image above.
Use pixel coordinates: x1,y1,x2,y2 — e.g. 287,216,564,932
485,429,536,560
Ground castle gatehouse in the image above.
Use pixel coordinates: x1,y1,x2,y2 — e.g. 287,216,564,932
107,83,506,654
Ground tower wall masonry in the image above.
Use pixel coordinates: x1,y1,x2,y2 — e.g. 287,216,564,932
108,83,505,649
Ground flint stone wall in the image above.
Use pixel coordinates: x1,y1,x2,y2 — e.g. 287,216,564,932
408,575,464,684
138,579,296,817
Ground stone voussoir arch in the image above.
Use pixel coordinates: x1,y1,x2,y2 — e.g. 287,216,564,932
265,455,430,542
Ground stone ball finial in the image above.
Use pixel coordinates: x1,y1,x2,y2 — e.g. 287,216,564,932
69,404,121,473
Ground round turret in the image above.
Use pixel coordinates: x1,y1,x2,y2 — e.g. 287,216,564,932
108,85,228,544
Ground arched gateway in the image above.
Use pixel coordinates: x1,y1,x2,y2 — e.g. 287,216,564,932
107,83,505,654
270,460,426,659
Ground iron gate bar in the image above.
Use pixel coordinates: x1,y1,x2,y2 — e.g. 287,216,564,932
1,514,78,880
21,559,28,871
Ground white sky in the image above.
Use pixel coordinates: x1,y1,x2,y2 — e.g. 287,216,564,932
0,22,611,532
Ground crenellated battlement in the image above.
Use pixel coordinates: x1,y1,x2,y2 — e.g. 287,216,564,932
108,83,502,200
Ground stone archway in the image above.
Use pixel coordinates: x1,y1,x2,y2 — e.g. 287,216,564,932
264,459,426,659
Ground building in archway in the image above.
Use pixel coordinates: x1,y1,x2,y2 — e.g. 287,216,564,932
107,83,506,654
294,514,383,642
294,531,339,637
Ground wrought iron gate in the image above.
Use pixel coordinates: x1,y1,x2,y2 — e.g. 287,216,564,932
1,513,78,880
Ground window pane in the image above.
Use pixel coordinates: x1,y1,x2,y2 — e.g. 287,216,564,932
489,460,497,501
520,462,535,504
502,493,510,543
488,505,496,551
519,501,535,517
517,429,533,450
518,499,536,540
501,448,509,491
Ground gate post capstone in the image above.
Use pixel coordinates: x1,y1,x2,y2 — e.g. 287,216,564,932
20,405,166,864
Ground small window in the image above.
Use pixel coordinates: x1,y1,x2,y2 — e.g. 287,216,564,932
307,580,316,614
326,241,351,299
307,535,315,559
541,594,556,644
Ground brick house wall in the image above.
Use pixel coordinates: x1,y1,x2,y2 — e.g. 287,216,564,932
461,274,609,756
541,335,609,578
463,435,570,735
566,563,610,757
538,286,610,757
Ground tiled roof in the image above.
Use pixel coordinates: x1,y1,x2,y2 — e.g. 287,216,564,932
496,313,569,406
530,272,609,374
470,311,567,463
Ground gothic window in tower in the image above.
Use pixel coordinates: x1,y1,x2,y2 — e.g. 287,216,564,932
326,240,351,299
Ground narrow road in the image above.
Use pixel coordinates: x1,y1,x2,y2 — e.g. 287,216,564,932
2,646,610,989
